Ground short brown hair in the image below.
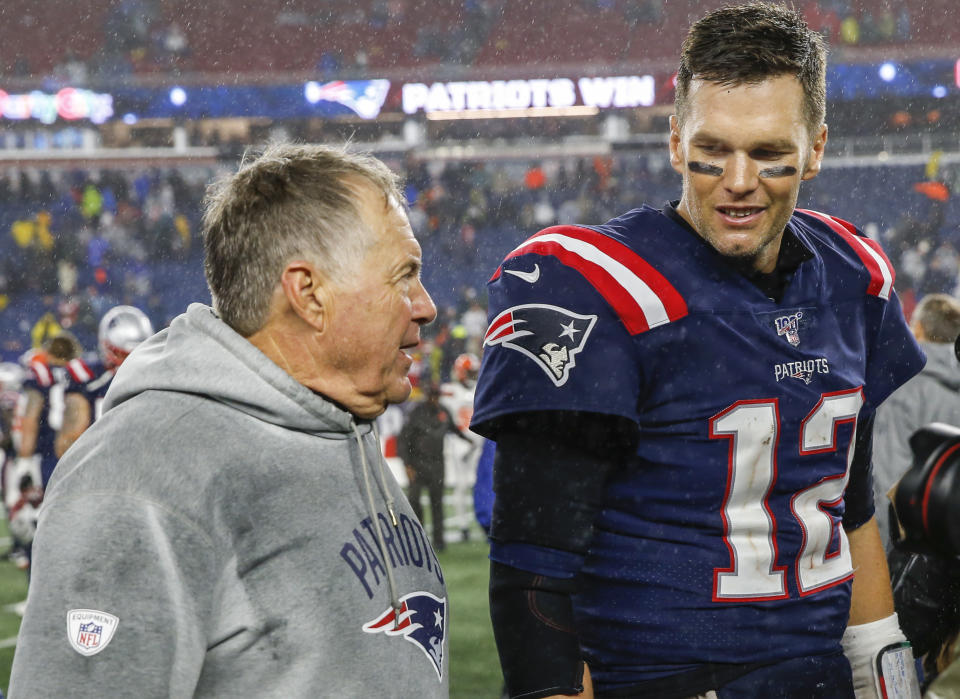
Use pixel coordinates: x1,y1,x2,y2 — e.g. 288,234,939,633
675,2,827,136
912,293,960,343
202,143,404,336
44,332,81,362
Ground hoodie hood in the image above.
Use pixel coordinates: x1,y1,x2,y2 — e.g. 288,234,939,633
919,340,960,392
104,303,406,637
104,303,357,435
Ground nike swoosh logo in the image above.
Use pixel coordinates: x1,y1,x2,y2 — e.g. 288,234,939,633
504,264,540,283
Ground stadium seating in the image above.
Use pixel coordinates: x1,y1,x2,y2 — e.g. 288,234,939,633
1,0,955,80
2,155,954,363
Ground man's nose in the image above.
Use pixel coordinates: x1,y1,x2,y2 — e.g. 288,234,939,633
414,278,438,325
723,152,759,194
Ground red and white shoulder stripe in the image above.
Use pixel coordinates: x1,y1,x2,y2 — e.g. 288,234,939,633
798,209,894,300
67,358,94,383
490,225,687,335
28,359,53,387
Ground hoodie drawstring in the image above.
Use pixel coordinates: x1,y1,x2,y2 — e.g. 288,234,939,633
352,421,402,629
371,423,399,527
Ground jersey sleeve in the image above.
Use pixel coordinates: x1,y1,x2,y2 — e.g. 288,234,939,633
472,230,661,436
798,209,926,410
862,288,925,413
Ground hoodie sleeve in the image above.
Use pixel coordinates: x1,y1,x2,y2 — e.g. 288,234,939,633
9,491,220,697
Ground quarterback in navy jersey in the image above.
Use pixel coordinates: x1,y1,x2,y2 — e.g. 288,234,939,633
472,5,925,699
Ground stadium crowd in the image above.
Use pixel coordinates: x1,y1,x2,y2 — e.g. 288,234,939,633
2,153,958,369
0,0,938,86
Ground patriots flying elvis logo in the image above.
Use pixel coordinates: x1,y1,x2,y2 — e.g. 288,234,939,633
483,304,597,387
363,591,446,680
304,79,391,119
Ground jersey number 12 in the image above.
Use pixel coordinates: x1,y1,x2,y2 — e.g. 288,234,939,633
709,388,862,602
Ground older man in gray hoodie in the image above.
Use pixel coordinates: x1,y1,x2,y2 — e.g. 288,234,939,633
873,292,960,550
10,144,447,696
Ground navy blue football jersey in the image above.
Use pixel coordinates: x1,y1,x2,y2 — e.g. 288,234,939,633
68,360,114,424
21,357,93,486
471,205,925,689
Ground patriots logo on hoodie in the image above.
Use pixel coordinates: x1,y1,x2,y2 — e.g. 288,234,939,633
363,591,446,680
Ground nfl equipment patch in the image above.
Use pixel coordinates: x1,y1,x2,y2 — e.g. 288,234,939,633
483,304,597,387
67,608,119,657
363,591,446,680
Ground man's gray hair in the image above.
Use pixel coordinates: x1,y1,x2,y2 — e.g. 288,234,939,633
912,293,960,344
202,142,404,336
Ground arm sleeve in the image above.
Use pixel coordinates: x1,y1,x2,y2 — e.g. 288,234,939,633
843,412,876,530
486,410,637,577
489,561,585,698
486,411,634,698
9,492,219,696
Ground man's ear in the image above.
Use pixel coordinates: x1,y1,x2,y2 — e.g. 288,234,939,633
669,115,685,175
279,260,327,332
801,123,828,181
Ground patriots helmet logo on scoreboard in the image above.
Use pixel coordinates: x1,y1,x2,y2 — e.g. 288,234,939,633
483,304,598,387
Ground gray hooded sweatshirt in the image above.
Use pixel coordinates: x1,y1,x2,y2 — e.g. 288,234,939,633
873,339,960,549
9,304,449,697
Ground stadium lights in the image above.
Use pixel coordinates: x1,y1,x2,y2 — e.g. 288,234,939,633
169,87,187,107
304,81,323,104
879,63,897,82
0,88,113,124
933,85,948,99
425,106,601,121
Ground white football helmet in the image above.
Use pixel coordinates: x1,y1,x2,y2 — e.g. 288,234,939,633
453,353,480,384
0,362,23,392
0,361,24,410
99,306,154,368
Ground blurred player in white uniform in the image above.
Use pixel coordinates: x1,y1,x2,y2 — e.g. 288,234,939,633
0,362,24,458
0,362,25,512
440,353,482,540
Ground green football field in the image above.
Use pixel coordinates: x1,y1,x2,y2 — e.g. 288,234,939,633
438,538,504,698
0,522,29,696
0,528,502,697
